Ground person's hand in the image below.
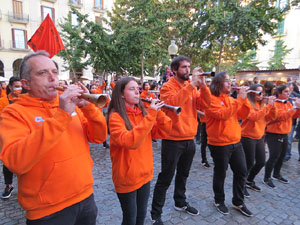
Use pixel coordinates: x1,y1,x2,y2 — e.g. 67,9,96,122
267,96,276,106
73,82,91,108
190,67,205,87
294,98,300,109
150,99,164,111
59,84,84,115
238,86,249,99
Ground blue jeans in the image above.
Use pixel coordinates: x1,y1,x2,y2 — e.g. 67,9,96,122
285,125,296,160
26,194,97,225
117,182,150,225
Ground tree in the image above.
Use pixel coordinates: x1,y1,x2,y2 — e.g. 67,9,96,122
268,39,293,69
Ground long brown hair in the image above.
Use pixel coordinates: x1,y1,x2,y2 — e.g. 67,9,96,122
107,77,146,130
210,72,227,97
247,84,264,109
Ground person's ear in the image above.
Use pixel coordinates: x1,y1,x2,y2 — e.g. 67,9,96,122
21,79,31,91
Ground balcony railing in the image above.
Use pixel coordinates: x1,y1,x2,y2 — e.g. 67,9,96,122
68,0,83,8
42,0,57,2
10,41,30,51
93,6,105,13
8,12,29,24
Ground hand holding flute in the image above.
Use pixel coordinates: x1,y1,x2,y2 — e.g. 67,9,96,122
140,98,181,115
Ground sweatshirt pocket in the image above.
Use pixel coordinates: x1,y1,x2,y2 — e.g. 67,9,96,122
38,154,94,205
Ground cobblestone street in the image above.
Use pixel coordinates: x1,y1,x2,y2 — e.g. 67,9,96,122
1,140,300,225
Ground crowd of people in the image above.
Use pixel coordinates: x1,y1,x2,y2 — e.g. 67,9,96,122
0,51,300,225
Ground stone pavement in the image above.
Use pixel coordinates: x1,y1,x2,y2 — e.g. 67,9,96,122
1,140,300,225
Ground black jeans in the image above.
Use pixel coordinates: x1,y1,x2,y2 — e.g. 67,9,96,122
117,182,150,225
208,142,247,206
26,194,97,225
264,133,288,179
195,118,201,141
3,165,13,185
241,137,265,182
200,123,208,162
151,139,195,219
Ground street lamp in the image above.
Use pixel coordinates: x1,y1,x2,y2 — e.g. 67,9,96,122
168,40,178,59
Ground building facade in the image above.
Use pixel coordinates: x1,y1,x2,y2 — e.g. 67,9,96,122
0,0,115,81
255,0,300,70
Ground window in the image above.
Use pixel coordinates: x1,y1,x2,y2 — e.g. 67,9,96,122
12,28,27,49
276,0,289,9
12,0,23,19
71,0,81,4
71,13,78,26
277,20,285,35
95,16,102,25
95,0,103,9
41,6,55,21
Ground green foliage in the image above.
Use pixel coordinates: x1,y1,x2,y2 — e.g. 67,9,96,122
268,39,293,69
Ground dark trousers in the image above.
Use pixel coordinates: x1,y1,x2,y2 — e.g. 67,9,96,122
208,142,247,206
3,165,13,185
117,182,150,225
195,118,201,141
200,123,208,162
26,194,97,225
151,139,195,219
264,133,288,179
241,137,265,182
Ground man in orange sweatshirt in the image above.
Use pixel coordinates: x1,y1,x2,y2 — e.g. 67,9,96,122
151,56,211,225
0,51,107,225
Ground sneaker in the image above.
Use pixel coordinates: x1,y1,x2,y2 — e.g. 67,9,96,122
201,161,210,168
2,185,14,199
174,203,199,216
151,217,164,225
246,181,261,192
232,204,253,217
272,175,289,184
214,202,229,215
243,188,250,198
263,178,276,189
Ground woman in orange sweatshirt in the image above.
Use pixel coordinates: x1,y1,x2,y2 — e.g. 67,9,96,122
139,81,156,109
205,72,253,217
241,84,276,194
263,84,300,189
107,77,172,225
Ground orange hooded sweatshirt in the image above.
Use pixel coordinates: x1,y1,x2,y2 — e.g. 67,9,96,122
0,94,107,220
0,94,14,112
109,107,172,193
241,103,277,139
266,101,300,134
205,94,250,146
159,77,211,140
140,90,156,108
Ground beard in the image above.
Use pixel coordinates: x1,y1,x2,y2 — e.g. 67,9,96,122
177,71,190,81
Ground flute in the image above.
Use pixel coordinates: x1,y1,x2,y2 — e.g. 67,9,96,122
189,72,215,77
140,98,181,115
55,86,108,108
232,87,262,95
263,97,287,103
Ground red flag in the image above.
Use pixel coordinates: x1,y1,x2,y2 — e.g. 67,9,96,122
27,14,65,58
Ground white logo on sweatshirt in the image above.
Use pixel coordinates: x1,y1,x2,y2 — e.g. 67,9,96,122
35,117,45,123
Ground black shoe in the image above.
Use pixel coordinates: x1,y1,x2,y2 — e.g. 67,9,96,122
152,139,157,143
272,175,289,184
174,203,199,216
246,181,261,192
243,188,250,198
214,202,229,215
201,161,210,168
103,142,109,148
2,185,14,199
151,217,164,225
232,204,253,217
263,178,276,189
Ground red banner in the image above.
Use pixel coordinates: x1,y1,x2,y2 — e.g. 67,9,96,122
27,14,65,58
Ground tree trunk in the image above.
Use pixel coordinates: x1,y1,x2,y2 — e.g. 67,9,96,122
217,40,223,73
141,50,144,84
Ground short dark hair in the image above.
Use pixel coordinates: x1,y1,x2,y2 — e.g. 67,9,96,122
7,77,21,95
210,72,227,97
142,81,149,90
170,56,191,73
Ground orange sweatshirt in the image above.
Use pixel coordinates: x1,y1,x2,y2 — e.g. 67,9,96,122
0,94,14,112
159,77,211,140
110,81,116,89
0,94,107,220
266,101,300,134
109,107,172,193
97,82,106,93
205,94,250,146
241,103,277,139
0,89,6,98
140,90,156,108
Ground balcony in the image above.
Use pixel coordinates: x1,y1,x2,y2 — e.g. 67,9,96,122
42,0,57,2
8,13,29,24
93,6,106,13
68,0,83,8
10,41,30,52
